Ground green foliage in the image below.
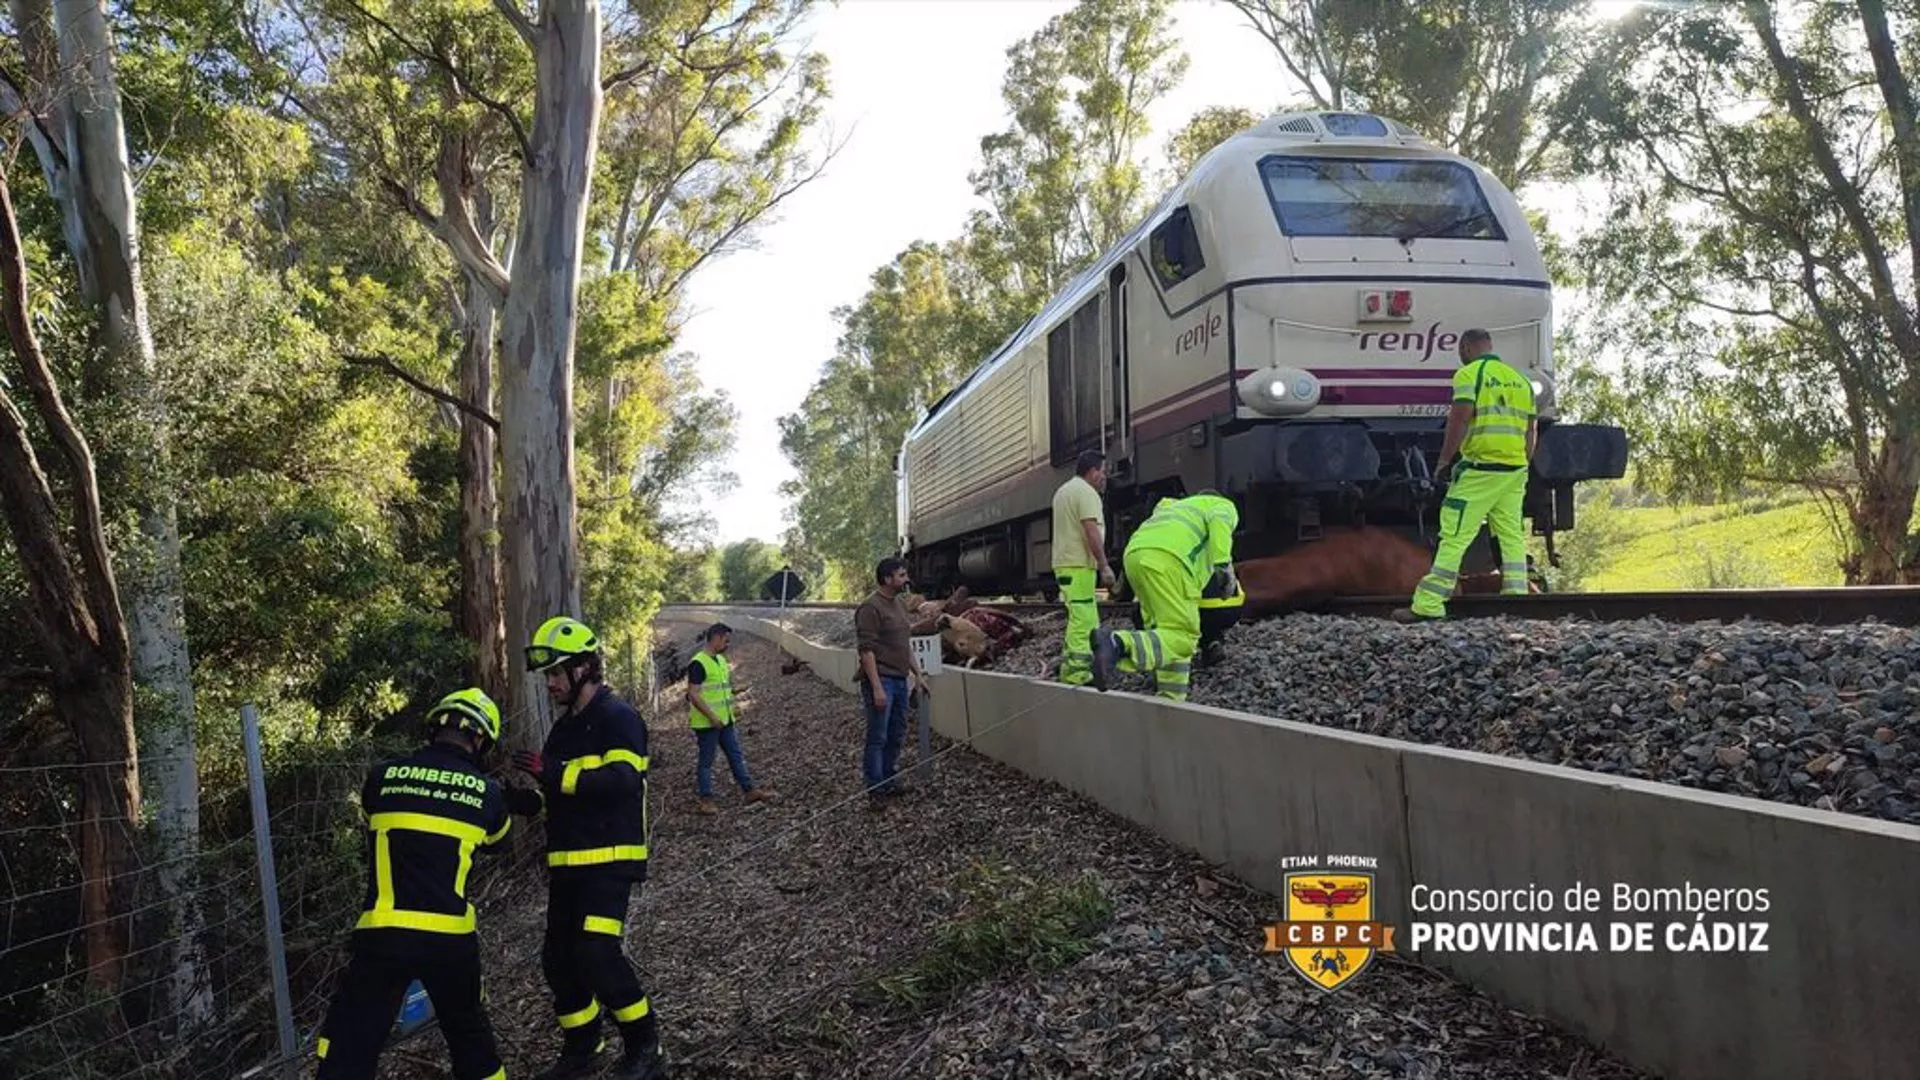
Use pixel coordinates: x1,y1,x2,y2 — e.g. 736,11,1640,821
658,545,720,603
865,863,1112,1015
1560,2,1920,582
1221,0,1599,188
1166,105,1260,177
716,539,784,600
779,0,1187,579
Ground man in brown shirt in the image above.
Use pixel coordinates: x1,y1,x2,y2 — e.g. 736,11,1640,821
854,557,932,801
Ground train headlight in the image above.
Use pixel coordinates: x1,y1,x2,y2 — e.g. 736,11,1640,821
1238,366,1320,416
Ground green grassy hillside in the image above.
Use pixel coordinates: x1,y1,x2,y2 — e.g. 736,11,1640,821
1574,496,1848,590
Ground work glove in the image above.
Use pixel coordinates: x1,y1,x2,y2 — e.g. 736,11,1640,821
512,749,560,789
1203,564,1238,600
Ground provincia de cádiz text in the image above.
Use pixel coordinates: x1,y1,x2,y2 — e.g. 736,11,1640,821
1404,879,1771,953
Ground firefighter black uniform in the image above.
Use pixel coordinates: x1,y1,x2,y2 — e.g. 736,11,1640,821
512,615,664,1080
314,689,511,1080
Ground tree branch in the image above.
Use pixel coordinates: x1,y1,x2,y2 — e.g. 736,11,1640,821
659,135,843,300
1852,0,1920,299
0,160,121,658
490,0,538,48
340,0,532,158
1746,0,1919,355
343,353,499,432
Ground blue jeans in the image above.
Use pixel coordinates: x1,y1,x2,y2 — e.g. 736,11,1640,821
693,725,754,798
860,675,909,792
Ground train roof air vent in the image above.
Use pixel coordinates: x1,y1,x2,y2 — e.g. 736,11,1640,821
1272,116,1316,134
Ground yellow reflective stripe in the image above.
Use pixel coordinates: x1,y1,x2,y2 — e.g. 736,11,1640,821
480,1070,505,1080
374,831,394,912
454,841,476,899
547,844,649,867
317,1037,329,1059
369,812,489,846
484,816,510,845
558,1000,600,1029
560,750,649,795
356,906,477,934
611,997,651,1023
583,915,623,935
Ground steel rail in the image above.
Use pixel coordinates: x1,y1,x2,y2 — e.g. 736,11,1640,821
664,585,1920,628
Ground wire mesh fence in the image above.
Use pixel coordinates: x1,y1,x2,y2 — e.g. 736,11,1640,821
1,623,983,1080
0,695,558,1080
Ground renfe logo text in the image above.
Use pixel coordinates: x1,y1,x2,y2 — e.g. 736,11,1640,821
1176,311,1223,356
1359,321,1457,363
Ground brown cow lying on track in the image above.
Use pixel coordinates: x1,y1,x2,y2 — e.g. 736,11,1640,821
1231,525,1535,612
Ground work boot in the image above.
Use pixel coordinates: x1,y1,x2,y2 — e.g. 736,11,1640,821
694,797,718,815
745,787,776,803
534,1035,605,1080
1391,607,1441,624
1089,628,1120,692
609,1042,668,1080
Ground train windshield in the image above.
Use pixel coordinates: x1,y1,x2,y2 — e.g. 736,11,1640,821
1257,155,1507,241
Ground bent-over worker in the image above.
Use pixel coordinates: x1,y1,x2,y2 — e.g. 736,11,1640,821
1092,491,1238,701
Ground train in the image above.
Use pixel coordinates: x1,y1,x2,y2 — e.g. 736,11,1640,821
895,110,1628,600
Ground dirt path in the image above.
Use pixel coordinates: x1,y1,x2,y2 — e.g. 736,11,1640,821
360,620,1648,1080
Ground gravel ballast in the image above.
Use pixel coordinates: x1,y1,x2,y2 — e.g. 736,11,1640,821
735,603,1920,827
367,623,1652,1080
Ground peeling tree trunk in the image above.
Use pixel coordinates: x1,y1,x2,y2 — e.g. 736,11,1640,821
41,0,207,1021
0,161,139,993
1845,426,1920,584
458,191,507,706
498,0,602,744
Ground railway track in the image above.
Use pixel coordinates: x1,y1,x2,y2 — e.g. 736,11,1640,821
668,585,1920,629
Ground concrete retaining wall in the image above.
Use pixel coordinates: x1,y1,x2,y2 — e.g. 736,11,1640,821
661,608,1920,1080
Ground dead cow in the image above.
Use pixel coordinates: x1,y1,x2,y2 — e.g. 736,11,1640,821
938,606,1029,666
1233,526,1538,612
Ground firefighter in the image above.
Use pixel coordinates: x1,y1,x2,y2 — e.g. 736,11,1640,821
1091,491,1238,701
1396,328,1536,621
313,688,512,1080
509,616,666,1080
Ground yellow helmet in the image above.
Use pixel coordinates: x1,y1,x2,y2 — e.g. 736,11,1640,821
526,615,599,672
426,687,502,746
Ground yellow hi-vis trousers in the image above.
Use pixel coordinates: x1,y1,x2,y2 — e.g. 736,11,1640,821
1412,464,1531,617
1054,566,1098,685
1116,546,1198,701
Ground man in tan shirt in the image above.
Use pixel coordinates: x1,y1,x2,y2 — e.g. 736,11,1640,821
854,557,933,802
1050,449,1114,685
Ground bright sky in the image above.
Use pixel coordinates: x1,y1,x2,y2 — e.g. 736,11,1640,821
676,0,1282,547
674,0,1602,547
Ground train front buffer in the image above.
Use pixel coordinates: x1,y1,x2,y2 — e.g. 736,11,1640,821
1215,413,1627,564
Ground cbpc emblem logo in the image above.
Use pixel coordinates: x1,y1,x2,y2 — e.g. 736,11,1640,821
1263,855,1397,993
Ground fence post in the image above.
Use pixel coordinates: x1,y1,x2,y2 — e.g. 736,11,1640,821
242,703,299,1077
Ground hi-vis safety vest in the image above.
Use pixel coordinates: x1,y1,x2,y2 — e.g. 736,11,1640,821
1126,493,1239,590
688,650,734,730
1454,354,1534,467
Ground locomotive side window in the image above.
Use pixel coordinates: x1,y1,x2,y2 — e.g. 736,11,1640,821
1047,294,1105,466
1257,154,1506,241
1149,206,1204,289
